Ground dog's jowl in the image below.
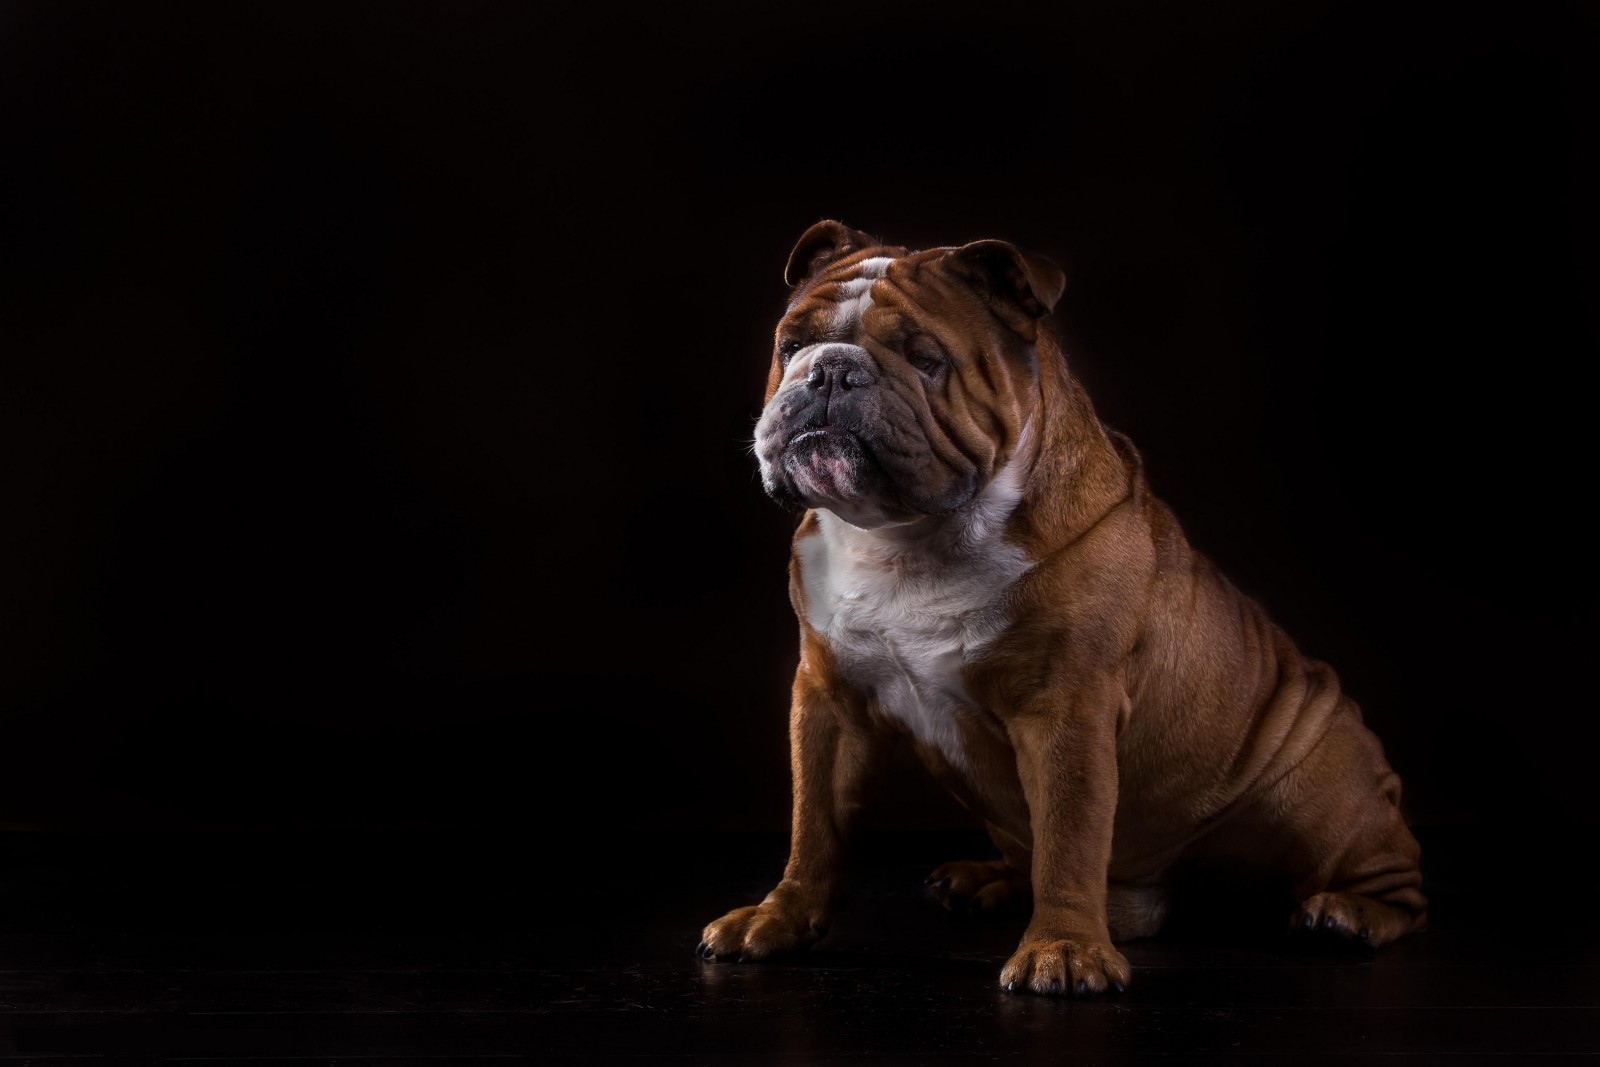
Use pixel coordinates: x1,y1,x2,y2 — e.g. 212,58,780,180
699,220,1427,997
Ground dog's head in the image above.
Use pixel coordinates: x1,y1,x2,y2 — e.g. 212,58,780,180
753,220,1067,529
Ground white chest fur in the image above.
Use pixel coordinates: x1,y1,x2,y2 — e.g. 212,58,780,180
794,467,1032,770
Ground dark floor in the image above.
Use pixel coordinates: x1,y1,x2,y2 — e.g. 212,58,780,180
0,825,1596,1064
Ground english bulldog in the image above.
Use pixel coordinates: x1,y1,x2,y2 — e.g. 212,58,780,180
698,220,1427,996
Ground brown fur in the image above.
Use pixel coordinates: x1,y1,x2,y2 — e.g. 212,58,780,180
700,221,1426,997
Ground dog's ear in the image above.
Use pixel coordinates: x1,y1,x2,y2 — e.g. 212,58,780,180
784,220,881,287
948,239,1067,333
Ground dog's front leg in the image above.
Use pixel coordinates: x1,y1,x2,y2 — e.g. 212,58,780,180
999,681,1132,996
699,669,876,962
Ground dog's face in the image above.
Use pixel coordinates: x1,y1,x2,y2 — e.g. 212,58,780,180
753,221,1067,529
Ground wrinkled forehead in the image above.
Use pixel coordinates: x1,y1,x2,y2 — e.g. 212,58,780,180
783,244,958,338
789,254,892,333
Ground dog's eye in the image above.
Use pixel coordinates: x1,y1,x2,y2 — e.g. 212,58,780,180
906,334,945,374
778,339,805,365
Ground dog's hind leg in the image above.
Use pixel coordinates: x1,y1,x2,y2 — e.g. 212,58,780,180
1288,796,1427,947
1272,714,1429,948
925,821,1032,914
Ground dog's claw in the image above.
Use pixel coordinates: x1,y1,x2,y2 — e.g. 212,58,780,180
1075,978,1089,997
1303,913,1316,930
1048,979,1061,995
1006,980,1017,993
695,941,707,957
1111,980,1126,994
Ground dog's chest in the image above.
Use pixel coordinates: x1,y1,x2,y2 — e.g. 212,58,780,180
796,526,1029,768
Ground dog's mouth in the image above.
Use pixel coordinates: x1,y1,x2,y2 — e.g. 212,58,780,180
784,423,877,464
781,425,883,505
788,425,853,448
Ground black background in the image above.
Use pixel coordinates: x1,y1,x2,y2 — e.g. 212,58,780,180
2,1,1594,844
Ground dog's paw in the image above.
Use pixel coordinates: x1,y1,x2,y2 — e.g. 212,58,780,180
1291,891,1371,943
1290,890,1418,949
698,896,828,962
999,937,1130,997
924,859,1029,915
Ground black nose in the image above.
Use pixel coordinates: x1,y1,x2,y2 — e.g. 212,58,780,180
806,347,876,392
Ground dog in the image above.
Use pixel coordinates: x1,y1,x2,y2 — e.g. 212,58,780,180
698,220,1427,996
